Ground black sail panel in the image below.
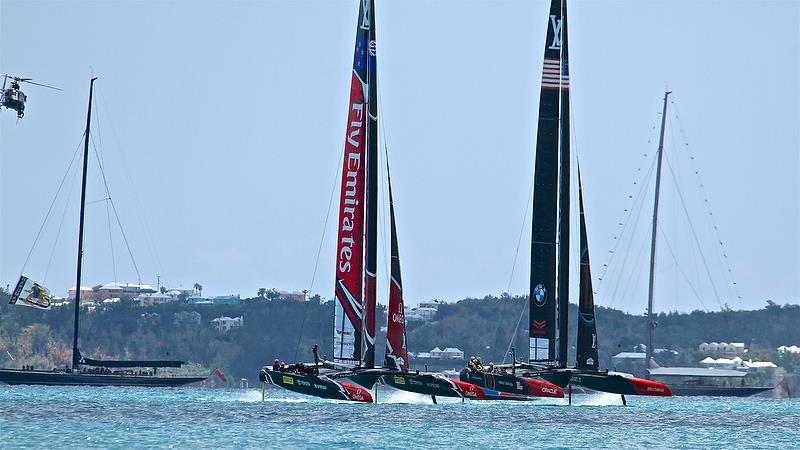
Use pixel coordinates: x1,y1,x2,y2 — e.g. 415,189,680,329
575,171,598,370
529,0,566,364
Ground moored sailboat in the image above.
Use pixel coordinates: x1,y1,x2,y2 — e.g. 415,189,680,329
0,78,205,387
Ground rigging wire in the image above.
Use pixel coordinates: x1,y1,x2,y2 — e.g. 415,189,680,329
656,223,708,310
19,135,85,277
670,96,743,305
93,97,118,285
96,90,170,288
662,151,724,310
297,137,345,361
307,143,344,295
43,158,81,283
90,134,142,283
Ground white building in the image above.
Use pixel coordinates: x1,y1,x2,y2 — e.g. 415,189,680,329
403,306,437,321
777,345,800,354
211,316,244,332
137,293,176,307
429,347,464,360
698,342,746,356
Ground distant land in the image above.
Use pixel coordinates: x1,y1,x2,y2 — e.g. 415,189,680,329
0,288,797,393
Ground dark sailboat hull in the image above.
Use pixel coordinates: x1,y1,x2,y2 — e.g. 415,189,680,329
381,372,464,398
259,368,372,403
382,372,534,401
667,386,772,397
0,369,205,387
459,369,564,398
565,370,672,396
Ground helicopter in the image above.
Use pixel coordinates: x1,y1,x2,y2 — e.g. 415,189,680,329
2,74,61,118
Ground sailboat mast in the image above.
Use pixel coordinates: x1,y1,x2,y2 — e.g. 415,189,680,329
72,77,97,371
555,0,571,368
645,90,671,378
362,0,378,369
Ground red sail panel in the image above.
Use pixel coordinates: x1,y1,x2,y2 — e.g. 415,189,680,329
384,168,408,372
576,171,599,370
333,0,370,364
362,0,378,369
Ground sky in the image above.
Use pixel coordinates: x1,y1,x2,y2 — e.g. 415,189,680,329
1,0,798,313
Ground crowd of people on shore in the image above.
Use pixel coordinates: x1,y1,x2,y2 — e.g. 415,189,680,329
467,356,507,374
271,358,316,375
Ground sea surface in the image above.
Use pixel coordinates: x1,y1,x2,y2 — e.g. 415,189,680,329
1,385,797,449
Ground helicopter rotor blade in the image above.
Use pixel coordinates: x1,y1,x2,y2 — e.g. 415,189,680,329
20,80,62,91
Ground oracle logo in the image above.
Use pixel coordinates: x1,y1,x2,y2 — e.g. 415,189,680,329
391,313,405,324
542,387,559,395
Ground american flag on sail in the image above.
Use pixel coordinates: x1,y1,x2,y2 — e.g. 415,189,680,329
541,57,569,90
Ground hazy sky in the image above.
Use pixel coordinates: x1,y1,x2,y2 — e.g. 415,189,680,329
1,0,798,313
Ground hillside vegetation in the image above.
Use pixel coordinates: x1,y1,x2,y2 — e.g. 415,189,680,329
1,289,798,390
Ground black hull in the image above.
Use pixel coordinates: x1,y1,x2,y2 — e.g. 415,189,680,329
461,370,528,395
568,371,641,395
668,386,773,397
381,372,463,398
0,369,205,387
459,368,565,398
260,369,371,402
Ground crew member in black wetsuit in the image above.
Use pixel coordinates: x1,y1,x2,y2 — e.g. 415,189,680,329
272,358,280,371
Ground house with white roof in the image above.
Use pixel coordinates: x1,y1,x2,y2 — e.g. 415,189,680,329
211,316,244,332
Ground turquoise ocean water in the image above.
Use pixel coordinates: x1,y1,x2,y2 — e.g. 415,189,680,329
1,385,798,449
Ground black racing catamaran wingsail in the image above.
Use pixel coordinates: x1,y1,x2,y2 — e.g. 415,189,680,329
460,0,573,397
563,171,672,403
461,0,670,403
0,78,205,387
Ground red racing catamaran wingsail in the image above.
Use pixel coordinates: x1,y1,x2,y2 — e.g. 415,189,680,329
259,0,376,403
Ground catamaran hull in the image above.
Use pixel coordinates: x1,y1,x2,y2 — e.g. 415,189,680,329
381,373,467,398
0,369,205,387
260,369,372,403
382,372,533,401
567,371,672,396
459,369,564,398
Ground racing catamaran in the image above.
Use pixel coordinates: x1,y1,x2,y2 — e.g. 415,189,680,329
259,0,377,403
460,0,671,403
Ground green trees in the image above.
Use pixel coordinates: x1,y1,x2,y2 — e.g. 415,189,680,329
0,285,798,385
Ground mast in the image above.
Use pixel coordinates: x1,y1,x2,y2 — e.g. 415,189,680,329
645,91,671,378
529,0,569,365
362,0,378,369
575,169,598,370
332,1,370,365
555,0,571,368
72,77,97,371
384,165,408,372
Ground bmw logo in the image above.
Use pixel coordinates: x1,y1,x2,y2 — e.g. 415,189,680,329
534,284,547,306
